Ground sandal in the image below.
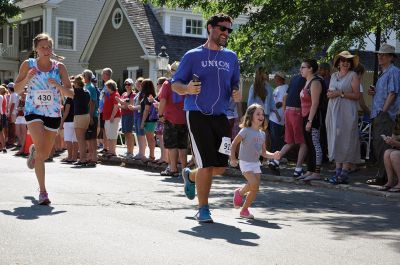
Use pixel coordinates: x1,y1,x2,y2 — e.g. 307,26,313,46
388,187,400,193
160,168,173,176
377,185,393,191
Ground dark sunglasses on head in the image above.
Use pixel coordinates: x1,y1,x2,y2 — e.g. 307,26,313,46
339,57,351,63
214,25,233,34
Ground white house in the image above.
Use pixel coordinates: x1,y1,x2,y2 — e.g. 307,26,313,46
0,0,104,83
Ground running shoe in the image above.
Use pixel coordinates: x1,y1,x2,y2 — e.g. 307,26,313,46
181,167,195,200
233,188,243,209
195,205,213,223
27,144,36,169
38,192,51,205
240,208,254,219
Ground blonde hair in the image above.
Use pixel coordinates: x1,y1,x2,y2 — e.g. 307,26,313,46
105,79,118,92
0,85,7,95
73,74,85,88
33,33,65,61
239,103,267,130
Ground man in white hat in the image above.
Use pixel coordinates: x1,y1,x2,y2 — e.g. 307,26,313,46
367,43,400,186
268,72,288,171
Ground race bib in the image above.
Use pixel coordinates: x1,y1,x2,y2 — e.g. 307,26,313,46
218,137,231,155
33,90,53,106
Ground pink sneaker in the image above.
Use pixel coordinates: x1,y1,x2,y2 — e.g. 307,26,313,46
240,208,254,219
38,192,51,205
233,188,243,208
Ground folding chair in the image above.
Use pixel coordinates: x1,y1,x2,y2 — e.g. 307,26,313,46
118,120,125,146
359,113,372,160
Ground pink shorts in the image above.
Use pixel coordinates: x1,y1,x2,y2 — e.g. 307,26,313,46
284,108,305,144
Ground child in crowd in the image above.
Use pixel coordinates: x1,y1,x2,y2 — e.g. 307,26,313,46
230,103,280,219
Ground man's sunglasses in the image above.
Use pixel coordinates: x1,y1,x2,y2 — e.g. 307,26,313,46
214,25,233,34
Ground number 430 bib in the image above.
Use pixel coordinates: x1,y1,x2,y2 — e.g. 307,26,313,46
33,90,54,106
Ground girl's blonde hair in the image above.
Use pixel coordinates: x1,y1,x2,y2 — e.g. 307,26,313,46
239,103,267,130
33,33,65,61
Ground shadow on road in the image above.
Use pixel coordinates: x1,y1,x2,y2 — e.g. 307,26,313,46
179,220,261,246
0,196,67,220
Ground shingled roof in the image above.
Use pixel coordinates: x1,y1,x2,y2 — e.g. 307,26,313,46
120,0,205,61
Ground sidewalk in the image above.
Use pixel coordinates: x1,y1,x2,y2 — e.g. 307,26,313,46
97,146,400,201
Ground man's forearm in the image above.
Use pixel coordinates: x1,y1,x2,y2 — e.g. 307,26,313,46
171,82,187,95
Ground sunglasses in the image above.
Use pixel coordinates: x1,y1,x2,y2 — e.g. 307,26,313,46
214,25,233,34
339,57,351,63
125,83,132,86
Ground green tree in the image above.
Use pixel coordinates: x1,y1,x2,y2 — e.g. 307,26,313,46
146,0,399,74
0,0,22,25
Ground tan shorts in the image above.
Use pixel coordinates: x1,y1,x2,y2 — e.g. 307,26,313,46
74,114,90,129
105,118,121,140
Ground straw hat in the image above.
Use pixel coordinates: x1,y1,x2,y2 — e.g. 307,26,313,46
274,71,287,80
375,43,397,56
333,51,359,68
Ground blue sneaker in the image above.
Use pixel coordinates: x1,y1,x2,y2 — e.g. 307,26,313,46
182,167,196,200
195,205,213,223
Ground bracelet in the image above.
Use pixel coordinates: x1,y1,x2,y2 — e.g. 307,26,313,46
307,120,312,123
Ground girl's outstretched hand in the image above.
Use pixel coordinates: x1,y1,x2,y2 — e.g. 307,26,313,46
273,151,281,160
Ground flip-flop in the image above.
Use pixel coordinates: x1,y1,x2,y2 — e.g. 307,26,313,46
377,185,393,191
388,187,400,193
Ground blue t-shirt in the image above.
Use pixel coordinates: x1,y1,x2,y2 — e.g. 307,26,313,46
85,83,99,118
172,45,240,116
286,75,306,108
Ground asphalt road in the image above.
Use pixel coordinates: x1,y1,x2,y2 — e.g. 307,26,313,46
1,153,399,265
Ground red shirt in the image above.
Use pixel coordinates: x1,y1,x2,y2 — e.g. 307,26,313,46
159,81,186,124
102,91,121,120
120,91,135,116
300,86,312,117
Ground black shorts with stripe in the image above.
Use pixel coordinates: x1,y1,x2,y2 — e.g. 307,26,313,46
186,111,230,168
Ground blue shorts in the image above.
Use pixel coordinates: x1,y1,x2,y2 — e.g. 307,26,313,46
134,115,145,136
121,114,134,133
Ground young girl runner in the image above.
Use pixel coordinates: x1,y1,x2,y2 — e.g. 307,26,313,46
230,103,280,219
14,33,73,205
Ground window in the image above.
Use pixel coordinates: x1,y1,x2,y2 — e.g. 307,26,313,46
19,22,31,51
185,19,203,36
95,70,103,88
18,18,42,51
8,26,13,46
0,26,3,44
56,18,76,50
112,8,123,29
127,66,139,81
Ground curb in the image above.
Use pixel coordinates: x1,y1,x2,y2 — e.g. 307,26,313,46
99,156,400,201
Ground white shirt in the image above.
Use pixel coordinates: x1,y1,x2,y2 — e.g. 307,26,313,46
8,92,19,115
269,84,288,125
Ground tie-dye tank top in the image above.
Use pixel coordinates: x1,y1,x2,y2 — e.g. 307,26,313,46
25,58,62,117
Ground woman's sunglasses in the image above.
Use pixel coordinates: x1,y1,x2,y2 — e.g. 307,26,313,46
339,57,351,63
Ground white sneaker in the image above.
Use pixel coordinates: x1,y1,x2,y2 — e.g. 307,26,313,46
27,145,36,169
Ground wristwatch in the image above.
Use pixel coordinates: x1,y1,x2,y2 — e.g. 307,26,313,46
341,91,345,98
